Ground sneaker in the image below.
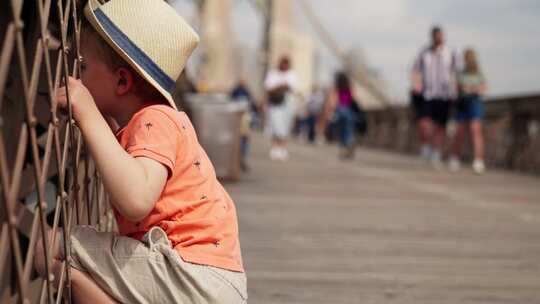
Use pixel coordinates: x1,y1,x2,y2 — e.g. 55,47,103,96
472,159,486,174
269,147,280,160
279,148,289,161
448,156,461,172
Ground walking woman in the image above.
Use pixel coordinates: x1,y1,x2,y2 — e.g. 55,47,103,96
327,72,358,159
449,48,487,174
264,56,298,161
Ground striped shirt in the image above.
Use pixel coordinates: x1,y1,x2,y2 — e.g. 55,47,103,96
413,45,458,100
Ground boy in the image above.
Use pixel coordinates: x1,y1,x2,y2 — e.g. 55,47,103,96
34,0,247,303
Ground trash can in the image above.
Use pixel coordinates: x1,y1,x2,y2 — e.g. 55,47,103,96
186,94,247,180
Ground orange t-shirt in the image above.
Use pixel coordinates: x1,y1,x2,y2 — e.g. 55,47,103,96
115,104,244,272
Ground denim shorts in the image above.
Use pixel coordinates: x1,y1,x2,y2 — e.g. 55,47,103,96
455,95,484,122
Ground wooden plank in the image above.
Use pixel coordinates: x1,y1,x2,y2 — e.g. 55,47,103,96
230,134,540,303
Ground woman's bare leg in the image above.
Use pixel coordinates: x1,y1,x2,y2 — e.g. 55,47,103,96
470,120,485,160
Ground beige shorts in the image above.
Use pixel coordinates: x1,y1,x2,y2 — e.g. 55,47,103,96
66,226,247,304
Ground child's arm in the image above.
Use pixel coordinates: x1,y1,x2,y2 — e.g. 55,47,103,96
57,77,167,221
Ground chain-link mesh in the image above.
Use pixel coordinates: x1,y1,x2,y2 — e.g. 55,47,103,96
0,0,112,303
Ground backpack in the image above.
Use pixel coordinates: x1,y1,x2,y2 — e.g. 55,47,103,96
351,100,367,135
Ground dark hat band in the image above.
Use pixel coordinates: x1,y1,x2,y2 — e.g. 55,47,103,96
94,8,176,93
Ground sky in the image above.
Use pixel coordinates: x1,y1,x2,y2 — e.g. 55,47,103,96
172,0,540,101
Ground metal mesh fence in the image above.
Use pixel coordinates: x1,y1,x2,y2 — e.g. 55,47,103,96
0,0,112,303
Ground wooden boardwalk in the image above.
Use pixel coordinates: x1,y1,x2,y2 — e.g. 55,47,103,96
225,134,540,304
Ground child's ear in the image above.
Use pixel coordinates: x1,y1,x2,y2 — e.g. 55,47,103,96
115,67,134,96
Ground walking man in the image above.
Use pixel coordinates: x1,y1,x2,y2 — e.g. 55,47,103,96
411,26,458,167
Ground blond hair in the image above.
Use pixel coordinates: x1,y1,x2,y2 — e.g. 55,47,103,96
464,48,481,74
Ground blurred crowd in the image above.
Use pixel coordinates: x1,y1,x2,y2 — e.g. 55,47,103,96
228,25,489,175
229,56,367,169
411,26,487,174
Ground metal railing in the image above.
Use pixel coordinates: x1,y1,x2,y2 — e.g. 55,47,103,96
1,0,111,303
362,94,540,175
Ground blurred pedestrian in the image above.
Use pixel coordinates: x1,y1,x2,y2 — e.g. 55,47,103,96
411,26,458,168
449,48,487,174
304,85,326,144
230,79,256,171
327,72,358,159
264,56,298,161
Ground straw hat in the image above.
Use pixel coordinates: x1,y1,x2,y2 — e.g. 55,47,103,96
84,0,200,110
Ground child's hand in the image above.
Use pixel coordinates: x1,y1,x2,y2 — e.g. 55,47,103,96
56,77,95,117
